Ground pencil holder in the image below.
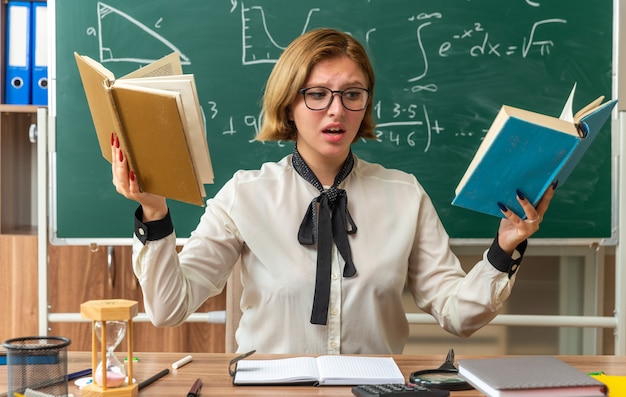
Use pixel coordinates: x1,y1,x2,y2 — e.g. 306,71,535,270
3,336,71,397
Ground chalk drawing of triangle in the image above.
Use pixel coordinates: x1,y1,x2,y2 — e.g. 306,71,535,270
97,2,190,65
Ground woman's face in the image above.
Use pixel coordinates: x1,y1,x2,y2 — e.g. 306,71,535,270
290,55,368,167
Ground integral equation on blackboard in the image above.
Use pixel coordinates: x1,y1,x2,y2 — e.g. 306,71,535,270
88,1,571,154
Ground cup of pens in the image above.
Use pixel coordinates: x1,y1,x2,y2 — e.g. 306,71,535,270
3,336,71,397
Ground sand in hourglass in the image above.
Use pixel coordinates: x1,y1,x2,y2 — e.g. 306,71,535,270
94,320,127,387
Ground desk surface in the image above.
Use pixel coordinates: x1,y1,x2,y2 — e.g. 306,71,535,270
1,352,624,396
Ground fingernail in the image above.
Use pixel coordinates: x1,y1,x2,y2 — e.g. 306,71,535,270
119,150,123,162
516,189,525,200
111,132,115,145
129,170,135,181
552,180,559,190
115,136,120,148
497,202,508,212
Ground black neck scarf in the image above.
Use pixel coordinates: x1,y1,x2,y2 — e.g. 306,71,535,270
292,146,358,325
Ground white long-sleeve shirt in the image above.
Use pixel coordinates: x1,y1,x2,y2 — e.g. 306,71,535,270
132,155,524,354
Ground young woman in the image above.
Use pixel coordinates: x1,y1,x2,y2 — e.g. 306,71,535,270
111,28,554,354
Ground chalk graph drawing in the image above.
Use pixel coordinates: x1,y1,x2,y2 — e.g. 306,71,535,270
96,2,190,65
239,1,319,65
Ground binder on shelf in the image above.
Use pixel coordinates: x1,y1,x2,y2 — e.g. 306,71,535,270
30,2,48,105
5,1,32,104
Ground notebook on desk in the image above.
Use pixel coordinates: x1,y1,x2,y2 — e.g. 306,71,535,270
230,355,405,386
458,356,608,396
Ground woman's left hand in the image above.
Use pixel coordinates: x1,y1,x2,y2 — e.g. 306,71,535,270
497,184,556,255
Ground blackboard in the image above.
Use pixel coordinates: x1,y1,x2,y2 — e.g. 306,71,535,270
51,0,615,244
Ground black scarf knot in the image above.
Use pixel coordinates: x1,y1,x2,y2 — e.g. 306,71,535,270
292,147,358,325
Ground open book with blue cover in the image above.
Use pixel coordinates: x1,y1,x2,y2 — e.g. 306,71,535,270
452,84,617,219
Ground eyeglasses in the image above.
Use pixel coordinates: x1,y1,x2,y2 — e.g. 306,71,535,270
298,86,370,111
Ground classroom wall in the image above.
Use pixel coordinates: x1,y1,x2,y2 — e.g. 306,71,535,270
47,0,623,354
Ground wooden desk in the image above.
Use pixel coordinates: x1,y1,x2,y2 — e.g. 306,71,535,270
1,352,624,396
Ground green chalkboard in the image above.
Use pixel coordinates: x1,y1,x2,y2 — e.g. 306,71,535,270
52,0,614,243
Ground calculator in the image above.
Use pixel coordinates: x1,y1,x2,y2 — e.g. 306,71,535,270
352,383,450,397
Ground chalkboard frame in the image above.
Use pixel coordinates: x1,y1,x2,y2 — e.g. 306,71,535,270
49,0,617,245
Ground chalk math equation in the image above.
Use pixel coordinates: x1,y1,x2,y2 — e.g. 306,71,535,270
219,1,568,152
88,1,571,153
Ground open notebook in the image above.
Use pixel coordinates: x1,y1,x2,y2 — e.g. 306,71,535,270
231,355,405,386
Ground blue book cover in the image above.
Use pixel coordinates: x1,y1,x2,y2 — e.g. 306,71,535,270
452,87,617,219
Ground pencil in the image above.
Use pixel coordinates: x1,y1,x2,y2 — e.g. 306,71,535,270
138,368,169,390
67,368,92,380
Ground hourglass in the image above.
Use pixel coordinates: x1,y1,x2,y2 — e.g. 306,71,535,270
94,320,127,387
80,299,139,397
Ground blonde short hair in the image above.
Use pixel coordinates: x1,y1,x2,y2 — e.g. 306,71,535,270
256,28,376,142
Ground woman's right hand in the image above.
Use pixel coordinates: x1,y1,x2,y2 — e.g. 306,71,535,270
111,132,168,221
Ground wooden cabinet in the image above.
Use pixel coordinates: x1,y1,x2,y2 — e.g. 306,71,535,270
0,106,38,235
0,234,38,340
0,106,39,341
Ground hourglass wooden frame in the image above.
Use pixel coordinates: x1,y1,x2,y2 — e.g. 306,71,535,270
80,299,139,397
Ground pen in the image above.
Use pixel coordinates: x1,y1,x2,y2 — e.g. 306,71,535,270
68,368,92,380
187,378,202,397
138,368,169,391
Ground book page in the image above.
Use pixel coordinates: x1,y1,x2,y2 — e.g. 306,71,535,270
574,96,605,123
122,52,183,79
234,357,319,384
560,82,606,127
316,356,404,385
559,83,577,122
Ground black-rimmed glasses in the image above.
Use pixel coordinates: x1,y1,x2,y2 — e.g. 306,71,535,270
298,86,370,111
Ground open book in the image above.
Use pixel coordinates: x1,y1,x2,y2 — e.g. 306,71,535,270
232,355,404,386
452,84,617,219
74,52,214,206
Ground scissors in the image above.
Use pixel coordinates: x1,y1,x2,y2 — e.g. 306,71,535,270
409,349,473,391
